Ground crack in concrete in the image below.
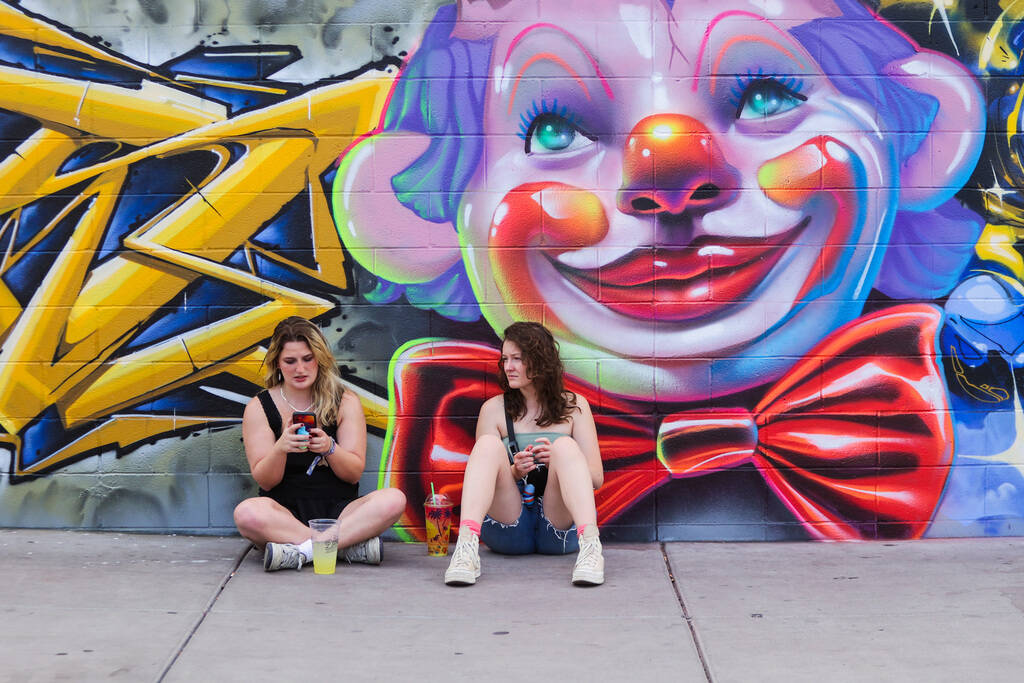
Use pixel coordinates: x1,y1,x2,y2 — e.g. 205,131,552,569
661,542,714,683
155,543,251,682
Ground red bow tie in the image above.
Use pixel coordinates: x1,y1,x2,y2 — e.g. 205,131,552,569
384,304,953,541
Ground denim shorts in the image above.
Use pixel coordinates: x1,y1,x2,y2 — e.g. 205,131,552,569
481,498,579,555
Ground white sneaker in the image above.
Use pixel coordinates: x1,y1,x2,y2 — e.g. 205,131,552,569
444,527,481,586
264,542,305,571
341,536,382,565
572,527,604,586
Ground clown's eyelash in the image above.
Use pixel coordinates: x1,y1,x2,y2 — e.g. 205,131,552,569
516,99,583,140
728,69,806,107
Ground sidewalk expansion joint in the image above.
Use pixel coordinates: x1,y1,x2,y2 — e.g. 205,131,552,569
154,542,252,683
661,542,714,683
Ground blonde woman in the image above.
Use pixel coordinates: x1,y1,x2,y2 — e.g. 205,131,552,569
234,316,406,571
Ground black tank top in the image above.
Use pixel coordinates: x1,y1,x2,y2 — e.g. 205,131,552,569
256,390,358,501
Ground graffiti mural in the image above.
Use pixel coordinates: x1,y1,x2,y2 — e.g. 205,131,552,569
1,0,1023,540
0,0,439,529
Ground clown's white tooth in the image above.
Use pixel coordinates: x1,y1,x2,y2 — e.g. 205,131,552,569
554,244,633,269
697,245,734,257
554,247,603,270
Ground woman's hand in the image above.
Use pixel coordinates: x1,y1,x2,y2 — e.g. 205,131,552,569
307,427,334,455
277,422,310,454
511,448,536,478
529,438,553,468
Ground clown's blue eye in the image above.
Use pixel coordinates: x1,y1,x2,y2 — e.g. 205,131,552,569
529,114,580,152
519,101,595,154
734,76,807,119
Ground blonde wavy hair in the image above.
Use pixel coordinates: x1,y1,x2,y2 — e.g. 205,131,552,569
262,316,345,427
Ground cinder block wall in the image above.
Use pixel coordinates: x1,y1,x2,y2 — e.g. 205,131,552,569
1,0,1022,542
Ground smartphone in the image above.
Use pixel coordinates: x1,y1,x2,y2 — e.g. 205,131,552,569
293,411,320,475
291,412,316,430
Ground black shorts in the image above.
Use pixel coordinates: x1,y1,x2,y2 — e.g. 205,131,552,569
261,491,356,525
259,457,360,525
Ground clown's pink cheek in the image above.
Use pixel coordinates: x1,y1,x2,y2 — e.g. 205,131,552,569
757,137,861,300
488,182,608,310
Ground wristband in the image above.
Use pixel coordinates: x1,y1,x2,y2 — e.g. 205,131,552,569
305,439,336,476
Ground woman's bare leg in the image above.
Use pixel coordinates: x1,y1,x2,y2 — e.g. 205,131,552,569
335,487,406,546
539,436,598,531
459,434,522,524
445,434,523,586
233,497,310,547
540,437,604,585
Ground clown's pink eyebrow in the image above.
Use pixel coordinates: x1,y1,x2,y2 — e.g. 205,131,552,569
504,23,614,101
692,10,803,91
709,36,805,94
508,53,590,114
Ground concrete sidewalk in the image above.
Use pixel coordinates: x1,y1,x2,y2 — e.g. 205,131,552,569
3,530,1023,682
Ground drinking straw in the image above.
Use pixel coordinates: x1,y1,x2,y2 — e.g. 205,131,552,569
430,482,436,501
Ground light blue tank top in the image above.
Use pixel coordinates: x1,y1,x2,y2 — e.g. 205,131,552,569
501,431,567,457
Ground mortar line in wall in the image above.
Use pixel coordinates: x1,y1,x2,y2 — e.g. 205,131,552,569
661,542,714,683
154,542,252,683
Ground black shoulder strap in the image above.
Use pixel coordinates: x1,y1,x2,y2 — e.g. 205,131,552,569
257,390,283,438
504,403,520,463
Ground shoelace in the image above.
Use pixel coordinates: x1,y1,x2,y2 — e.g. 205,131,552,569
575,539,601,570
450,537,477,569
288,545,305,569
343,542,364,563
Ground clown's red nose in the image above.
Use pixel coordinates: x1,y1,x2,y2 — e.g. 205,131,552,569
617,114,739,215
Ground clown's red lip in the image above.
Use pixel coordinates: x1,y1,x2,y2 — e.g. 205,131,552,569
552,217,811,321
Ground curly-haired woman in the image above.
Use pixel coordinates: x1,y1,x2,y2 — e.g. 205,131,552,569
234,316,406,571
445,322,604,586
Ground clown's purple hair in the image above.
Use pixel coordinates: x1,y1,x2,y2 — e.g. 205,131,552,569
791,0,983,298
363,5,491,320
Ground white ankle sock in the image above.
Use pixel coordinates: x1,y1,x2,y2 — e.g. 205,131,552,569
297,539,313,562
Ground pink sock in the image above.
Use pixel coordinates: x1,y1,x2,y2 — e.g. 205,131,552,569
576,524,588,538
460,520,481,537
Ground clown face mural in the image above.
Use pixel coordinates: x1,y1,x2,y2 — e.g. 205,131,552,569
336,0,1024,541
453,0,980,400
338,0,984,394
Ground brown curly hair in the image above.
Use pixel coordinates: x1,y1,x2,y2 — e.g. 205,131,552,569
262,316,345,427
499,322,576,427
